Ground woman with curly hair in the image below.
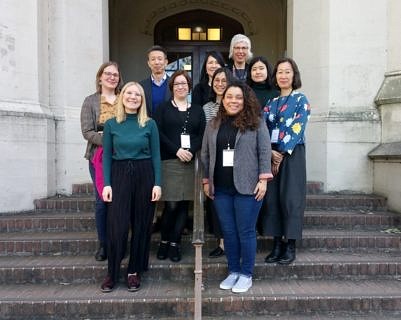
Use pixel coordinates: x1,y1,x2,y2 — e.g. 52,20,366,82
201,81,273,293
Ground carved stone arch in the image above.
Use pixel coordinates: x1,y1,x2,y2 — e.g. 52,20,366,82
142,0,256,36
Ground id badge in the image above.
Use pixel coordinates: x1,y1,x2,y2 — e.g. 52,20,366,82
223,149,234,167
181,134,191,149
271,129,279,143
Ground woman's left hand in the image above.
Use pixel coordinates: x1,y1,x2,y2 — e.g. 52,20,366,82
253,179,267,201
151,186,162,201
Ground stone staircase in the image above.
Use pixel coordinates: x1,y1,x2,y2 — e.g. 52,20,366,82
0,184,400,319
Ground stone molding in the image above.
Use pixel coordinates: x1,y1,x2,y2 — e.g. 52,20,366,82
309,110,380,123
375,70,401,106
142,0,255,36
368,142,401,160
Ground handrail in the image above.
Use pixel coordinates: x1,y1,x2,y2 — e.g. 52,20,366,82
192,153,204,320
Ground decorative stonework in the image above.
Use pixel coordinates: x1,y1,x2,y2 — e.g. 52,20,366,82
143,0,255,36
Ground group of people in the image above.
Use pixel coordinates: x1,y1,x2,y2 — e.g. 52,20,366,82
80,33,311,294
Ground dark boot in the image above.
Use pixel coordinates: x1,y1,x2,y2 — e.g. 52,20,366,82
157,241,169,260
169,242,182,262
95,243,107,261
278,239,296,265
264,237,283,263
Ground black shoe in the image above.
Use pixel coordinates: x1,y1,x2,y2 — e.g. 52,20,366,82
209,246,224,258
95,245,107,261
169,243,181,262
264,237,283,263
277,240,296,265
157,242,169,260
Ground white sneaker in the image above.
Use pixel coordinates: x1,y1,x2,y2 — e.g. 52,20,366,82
231,275,252,293
219,273,239,290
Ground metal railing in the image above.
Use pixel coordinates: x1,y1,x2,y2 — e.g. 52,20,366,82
192,154,205,320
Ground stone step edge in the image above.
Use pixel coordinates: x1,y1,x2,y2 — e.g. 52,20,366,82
33,194,388,212
1,280,401,319
1,261,401,285
1,228,400,240
71,181,326,195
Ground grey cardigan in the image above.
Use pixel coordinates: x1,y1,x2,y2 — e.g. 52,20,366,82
80,92,102,160
201,118,273,196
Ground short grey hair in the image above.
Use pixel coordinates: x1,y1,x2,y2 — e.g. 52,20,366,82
228,34,253,61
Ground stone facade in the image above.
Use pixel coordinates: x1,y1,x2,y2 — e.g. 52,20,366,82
0,0,400,212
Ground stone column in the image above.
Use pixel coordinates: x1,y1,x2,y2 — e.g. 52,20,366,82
48,0,109,195
287,0,385,193
0,0,109,212
0,0,55,212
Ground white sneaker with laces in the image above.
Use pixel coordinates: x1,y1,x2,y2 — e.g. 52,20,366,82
231,275,252,293
219,273,239,290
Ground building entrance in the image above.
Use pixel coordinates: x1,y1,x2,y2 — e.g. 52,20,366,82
164,45,229,85
154,10,243,84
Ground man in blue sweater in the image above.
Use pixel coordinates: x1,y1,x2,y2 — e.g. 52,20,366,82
140,45,171,117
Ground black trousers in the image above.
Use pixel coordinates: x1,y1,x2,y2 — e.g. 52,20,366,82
261,144,306,240
160,200,189,244
106,159,155,283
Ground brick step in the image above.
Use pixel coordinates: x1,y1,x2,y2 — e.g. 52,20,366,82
0,229,400,256
201,315,401,320
34,194,388,212
307,194,387,211
1,279,401,319
23,210,401,232
0,212,94,232
90,314,401,320
71,181,326,196
1,210,399,232
0,251,400,285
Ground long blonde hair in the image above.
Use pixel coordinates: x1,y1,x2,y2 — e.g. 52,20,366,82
116,82,150,127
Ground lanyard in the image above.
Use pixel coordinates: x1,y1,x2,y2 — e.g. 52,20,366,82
173,99,191,134
274,90,292,127
224,119,237,149
232,65,247,81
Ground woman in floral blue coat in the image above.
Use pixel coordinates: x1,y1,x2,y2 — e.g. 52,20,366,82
262,57,311,265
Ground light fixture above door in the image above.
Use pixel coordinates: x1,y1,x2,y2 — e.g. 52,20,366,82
177,26,221,41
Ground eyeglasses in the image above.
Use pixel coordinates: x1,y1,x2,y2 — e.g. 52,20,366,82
233,46,248,51
173,82,188,87
214,79,227,84
103,71,120,78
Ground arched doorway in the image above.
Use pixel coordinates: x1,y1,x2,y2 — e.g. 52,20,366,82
154,10,244,84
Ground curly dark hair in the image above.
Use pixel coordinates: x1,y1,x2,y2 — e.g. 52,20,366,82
214,81,261,132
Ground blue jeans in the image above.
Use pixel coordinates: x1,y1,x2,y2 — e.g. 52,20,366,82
213,187,262,277
89,161,107,244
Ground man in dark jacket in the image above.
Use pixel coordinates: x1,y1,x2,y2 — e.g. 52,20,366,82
139,45,171,116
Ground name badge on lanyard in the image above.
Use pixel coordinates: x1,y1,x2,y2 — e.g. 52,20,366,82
223,148,234,167
181,133,191,149
271,128,279,143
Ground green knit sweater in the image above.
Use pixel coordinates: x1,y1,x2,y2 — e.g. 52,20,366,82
102,113,161,186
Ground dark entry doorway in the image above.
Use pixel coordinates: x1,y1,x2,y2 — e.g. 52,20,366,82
164,45,229,85
154,10,244,84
